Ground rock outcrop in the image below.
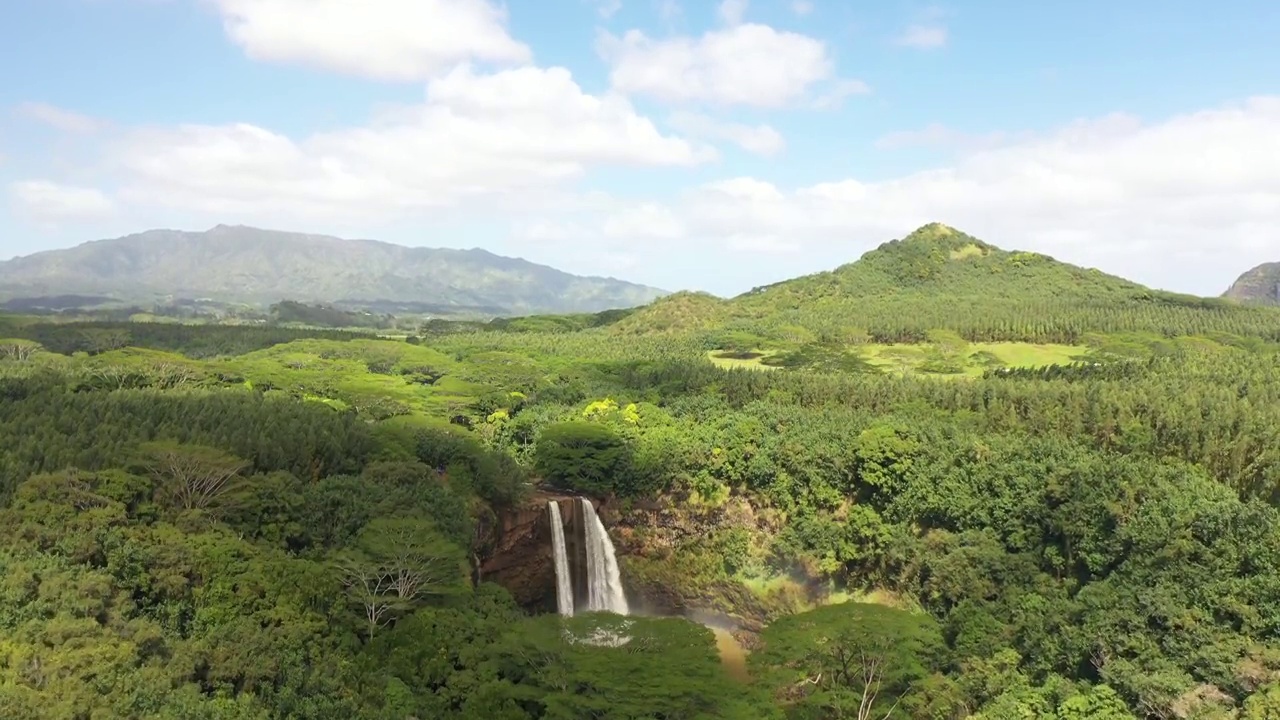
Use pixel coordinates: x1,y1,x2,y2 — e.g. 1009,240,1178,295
475,488,818,641
1224,262,1280,305
475,492,576,612
601,493,802,634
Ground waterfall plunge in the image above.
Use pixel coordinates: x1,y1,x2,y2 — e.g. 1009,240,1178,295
546,497,629,617
580,498,629,615
548,501,574,616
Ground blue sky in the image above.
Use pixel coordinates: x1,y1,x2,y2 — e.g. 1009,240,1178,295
2,0,1278,295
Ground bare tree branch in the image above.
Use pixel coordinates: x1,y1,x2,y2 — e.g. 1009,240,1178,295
0,340,40,362
336,518,466,640
142,442,249,511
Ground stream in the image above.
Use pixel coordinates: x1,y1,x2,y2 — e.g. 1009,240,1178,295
708,626,750,682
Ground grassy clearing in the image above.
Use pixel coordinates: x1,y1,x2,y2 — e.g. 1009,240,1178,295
974,341,1087,367
739,574,802,595
706,349,780,370
707,341,1088,377
862,341,1087,377
837,587,919,610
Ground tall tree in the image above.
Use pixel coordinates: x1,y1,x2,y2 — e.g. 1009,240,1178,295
141,441,249,512
337,517,467,639
534,420,634,495
752,602,943,720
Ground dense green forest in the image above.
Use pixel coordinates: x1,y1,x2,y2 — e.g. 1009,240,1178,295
4,225,1280,719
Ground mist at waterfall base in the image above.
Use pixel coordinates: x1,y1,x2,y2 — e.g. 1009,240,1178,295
687,610,752,683
548,498,631,646
546,498,750,674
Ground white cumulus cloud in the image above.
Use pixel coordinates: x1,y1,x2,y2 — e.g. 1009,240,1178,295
546,97,1280,294
601,202,686,240
14,102,102,134
598,22,857,107
895,24,948,49
211,0,532,81
96,64,711,221
667,111,785,156
9,180,116,220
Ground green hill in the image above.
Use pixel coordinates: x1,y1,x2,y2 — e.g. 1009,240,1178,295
613,223,1280,345
609,291,732,335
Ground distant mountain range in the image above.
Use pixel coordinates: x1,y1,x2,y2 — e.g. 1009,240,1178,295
1224,262,1280,305
0,225,667,315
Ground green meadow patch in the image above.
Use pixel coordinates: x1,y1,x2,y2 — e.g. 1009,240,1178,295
706,349,781,370
862,341,1088,377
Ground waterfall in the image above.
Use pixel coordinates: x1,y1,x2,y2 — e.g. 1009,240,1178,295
548,501,574,617
579,497,629,615
546,496,629,618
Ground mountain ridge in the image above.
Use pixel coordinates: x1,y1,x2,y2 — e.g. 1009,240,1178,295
0,224,667,315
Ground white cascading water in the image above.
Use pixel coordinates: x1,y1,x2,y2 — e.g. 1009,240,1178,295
548,501,574,617
579,497,630,615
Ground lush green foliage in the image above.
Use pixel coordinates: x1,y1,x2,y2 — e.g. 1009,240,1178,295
614,225,1280,348
535,421,635,495
5,226,1280,717
752,602,947,719
11,320,364,358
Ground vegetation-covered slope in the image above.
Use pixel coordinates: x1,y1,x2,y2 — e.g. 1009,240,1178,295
615,223,1280,344
6,224,1280,719
4,321,1280,718
0,224,667,315
1225,261,1280,305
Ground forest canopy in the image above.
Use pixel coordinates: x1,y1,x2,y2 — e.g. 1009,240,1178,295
3,226,1280,718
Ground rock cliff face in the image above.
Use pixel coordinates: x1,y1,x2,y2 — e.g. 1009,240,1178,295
475,492,576,612
602,494,783,632
1224,262,1280,305
476,489,814,641
475,492,740,617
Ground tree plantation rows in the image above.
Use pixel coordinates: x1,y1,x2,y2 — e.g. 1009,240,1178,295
3,305,1280,718
728,296,1280,345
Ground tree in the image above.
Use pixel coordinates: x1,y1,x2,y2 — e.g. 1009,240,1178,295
340,558,400,641
485,614,775,719
1057,685,1137,720
752,602,943,720
0,339,40,362
141,442,249,511
1244,683,1280,720
337,518,467,639
853,424,919,501
80,327,132,354
534,421,635,496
